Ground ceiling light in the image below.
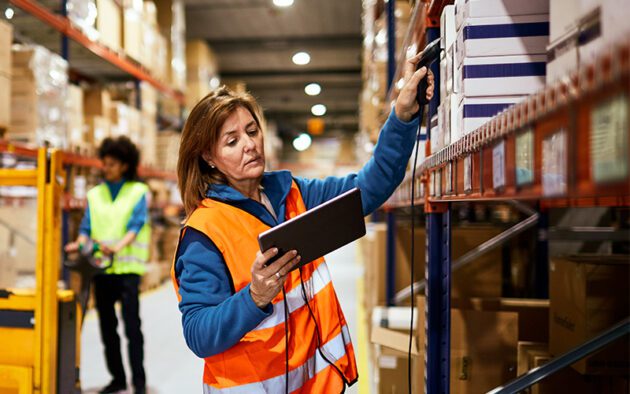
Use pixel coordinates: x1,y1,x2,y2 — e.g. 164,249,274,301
304,83,321,96
292,133,312,151
311,104,326,116
5,7,14,19
292,52,310,65
273,0,294,7
209,77,220,90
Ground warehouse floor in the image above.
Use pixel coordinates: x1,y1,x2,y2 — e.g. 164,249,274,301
80,243,363,393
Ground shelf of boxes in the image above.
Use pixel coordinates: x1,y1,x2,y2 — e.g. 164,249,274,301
369,1,630,394
0,1,186,180
8,0,185,104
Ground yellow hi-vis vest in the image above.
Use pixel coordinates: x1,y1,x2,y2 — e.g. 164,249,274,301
88,181,150,275
172,181,358,393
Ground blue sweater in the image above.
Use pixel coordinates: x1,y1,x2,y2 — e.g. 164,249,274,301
79,179,148,237
174,109,419,358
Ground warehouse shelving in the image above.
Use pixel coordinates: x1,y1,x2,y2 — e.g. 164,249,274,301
377,1,630,393
7,0,185,105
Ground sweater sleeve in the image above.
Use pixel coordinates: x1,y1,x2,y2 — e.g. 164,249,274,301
126,194,148,234
78,203,91,237
174,227,273,358
295,108,418,214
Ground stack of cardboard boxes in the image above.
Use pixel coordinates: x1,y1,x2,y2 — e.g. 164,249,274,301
155,0,187,91
185,40,220,109
359,0,413,144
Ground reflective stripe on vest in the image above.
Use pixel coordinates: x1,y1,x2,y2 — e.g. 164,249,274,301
88,181,151,275
202,325,352,394
172,181,358,392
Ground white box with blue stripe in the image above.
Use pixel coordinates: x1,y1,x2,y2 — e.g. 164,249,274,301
455,14,550,66
458,96,525,135
458,54,546,97
454,0,550,30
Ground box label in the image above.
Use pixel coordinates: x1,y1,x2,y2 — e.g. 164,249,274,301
464,155,472,192
516,128,534,185
542,129,567,196
591,94,628,183
493,140,506,189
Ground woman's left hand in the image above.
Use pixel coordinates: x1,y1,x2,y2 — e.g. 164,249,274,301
394,53,435,122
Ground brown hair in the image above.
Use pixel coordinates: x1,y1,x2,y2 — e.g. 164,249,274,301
177,86,264,216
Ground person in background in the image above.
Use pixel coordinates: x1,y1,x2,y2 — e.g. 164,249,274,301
65,136,150,394
172,53,433,393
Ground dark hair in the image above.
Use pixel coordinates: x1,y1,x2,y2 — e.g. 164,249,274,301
177,86,264,216
98,136,141,180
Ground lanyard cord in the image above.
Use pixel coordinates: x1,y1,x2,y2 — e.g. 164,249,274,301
298,267,348,393
409,105,425,394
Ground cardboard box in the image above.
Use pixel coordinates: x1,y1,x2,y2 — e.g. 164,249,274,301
96,0,122,51
123,7,143,62
549,256,630,375
516,342,627,394
441,5,456,50
459,54,546,97
67,84,85,147
0,19,12,77
86,116,111,146
370,315,419,394
0,74,9,130
455,0,550,30
363,223,504,310
417,296,519,394
456,14,550,66
140,82,158,115
459,96,525,135
454,298,549,343
84,87,112,117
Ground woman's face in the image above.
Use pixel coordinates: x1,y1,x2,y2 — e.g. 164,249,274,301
102,156,127,182
208,106,265,185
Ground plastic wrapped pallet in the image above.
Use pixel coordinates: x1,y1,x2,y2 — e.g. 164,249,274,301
9,45,68,148
66,0,99,41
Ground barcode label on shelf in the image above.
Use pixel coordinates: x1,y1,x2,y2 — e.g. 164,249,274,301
590,94,629,183
493,140,506,189
516,129,534,186
542,129,568,196
464,155,472,192
446,162,453,194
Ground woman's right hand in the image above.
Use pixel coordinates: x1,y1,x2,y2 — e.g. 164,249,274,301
250,248,301,309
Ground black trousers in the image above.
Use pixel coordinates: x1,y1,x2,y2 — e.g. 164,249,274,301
93,274,146,389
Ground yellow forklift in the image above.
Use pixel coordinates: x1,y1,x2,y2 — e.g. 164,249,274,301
0,149,81,394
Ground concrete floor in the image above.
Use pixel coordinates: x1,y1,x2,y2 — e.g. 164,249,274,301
80,242,363,393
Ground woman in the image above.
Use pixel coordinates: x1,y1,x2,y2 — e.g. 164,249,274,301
173,54,433,393
65,136,150,394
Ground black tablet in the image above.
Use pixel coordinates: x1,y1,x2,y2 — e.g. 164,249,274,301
258,187,366,270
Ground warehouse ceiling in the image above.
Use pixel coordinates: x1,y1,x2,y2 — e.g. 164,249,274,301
183,0,363,139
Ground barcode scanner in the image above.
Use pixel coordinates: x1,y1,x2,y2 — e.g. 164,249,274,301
415,38,441,107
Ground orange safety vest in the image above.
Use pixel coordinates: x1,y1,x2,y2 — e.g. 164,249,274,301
172,181,358,393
